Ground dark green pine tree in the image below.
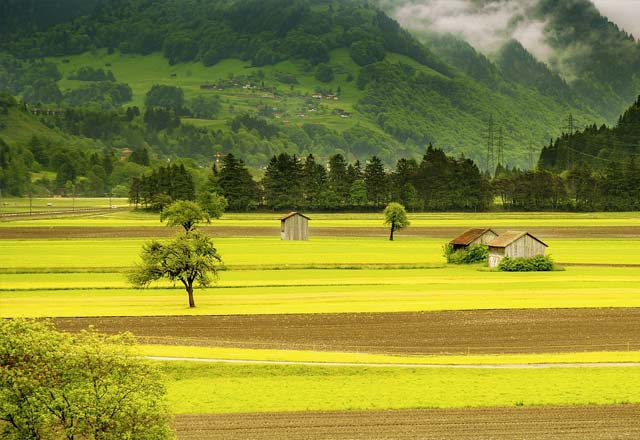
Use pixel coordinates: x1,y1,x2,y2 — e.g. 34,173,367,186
364,155,388,208
217,153,259,211
302,154,327,209
263,153,303,210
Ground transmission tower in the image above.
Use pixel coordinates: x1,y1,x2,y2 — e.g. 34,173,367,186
486,115,495,173
563,113,581,168
497,126,505,167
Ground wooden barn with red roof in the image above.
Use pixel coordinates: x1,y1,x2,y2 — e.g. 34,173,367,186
449,228,499,251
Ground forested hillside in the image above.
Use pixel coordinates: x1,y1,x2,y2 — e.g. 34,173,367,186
3,0,637,171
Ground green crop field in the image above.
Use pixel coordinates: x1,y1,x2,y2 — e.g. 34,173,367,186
3,265,640,317
4,208,640,227
2,236,640,270
161,362,640,413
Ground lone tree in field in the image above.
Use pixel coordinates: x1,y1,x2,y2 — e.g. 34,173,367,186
0,319,174,440
129,231,222,308
160,200,210,233
383,202,410,241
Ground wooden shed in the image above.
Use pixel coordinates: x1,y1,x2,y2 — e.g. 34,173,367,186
449,228,498,251
487,231,548,268
280,212,310,240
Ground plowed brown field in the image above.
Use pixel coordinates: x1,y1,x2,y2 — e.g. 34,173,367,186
4,225,640,238
173,405,640,440
54,308,640,354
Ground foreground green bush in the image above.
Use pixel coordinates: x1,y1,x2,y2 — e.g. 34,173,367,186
0,319,175,440
443,243,488,264
498,255,555,272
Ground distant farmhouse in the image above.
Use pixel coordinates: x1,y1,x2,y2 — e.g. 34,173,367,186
449,228,498,251
280,212,310,241
487,231,548,268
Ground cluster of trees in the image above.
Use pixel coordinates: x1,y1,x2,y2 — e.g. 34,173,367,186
495,160,640,211
127,147,491,212
129,163,195,210
68,66,116,81
540,95,640,172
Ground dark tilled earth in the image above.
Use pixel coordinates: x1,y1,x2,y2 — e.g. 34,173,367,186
173,405,640,440
54,308,640,355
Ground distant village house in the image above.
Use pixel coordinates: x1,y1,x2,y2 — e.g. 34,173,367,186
280,212,310,241
487,231,548,268
449,228,498,251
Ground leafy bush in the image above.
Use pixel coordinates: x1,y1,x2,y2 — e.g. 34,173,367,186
498,255,554,272
443,243,488,264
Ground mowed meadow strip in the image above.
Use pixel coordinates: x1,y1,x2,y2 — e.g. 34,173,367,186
4,237,640,271
161,362,640,414
4,210,640,228
3,267,640,317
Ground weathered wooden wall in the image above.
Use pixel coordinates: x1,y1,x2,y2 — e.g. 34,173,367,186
488,235,546,268
281,215,308,240
505,235,546,259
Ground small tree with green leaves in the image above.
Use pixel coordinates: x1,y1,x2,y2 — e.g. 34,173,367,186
160,200,210,232
197,191,228,219
129,231,222,308
383,202,410,241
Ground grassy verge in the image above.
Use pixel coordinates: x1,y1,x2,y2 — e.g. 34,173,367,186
160,362,640,414
140,344,640,365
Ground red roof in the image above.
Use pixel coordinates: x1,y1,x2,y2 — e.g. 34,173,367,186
280,211,311,221
487,231,548,248
450,228,497,246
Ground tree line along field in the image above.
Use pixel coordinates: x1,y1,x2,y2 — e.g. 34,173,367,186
2,209,640,438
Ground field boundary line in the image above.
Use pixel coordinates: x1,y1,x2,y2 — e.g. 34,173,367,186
145,356,640,369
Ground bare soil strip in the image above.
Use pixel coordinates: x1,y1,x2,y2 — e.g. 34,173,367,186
54,308,640,355
173,406,640,440
4,225,640,238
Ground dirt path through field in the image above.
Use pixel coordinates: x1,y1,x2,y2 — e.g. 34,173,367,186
173,405,640,439
4,225,640,238
55,308,640,355
148,356,640,368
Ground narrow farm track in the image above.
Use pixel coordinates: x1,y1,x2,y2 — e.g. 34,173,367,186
148,356,640,368
4,225,640,238
55,308,640,355
173,406,640,440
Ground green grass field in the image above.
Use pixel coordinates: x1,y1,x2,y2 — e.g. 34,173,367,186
2,235,640,270
161,362,640,413
2,266,639,317
4,208,640,227
0,197,128,212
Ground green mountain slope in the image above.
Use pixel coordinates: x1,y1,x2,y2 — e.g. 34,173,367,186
1,0,638,170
